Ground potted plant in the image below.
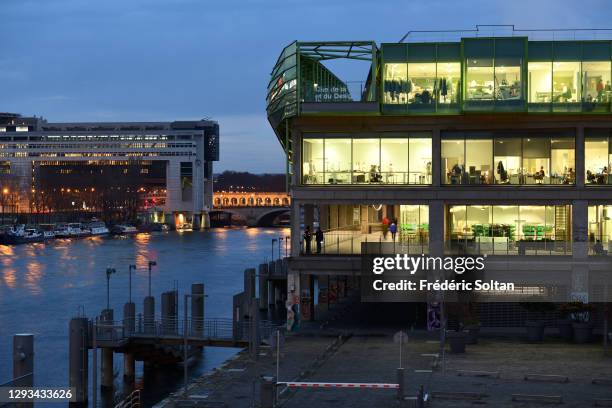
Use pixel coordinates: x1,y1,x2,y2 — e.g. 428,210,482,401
520,302,556,343
462,303,481,345
556,303,575,341
560,302,594,344
446,329,468,353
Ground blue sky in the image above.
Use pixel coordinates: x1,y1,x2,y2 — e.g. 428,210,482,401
0,0,608,172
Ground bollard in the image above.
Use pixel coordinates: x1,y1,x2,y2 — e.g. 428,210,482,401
259,263,269,310
396,367,405,401
260,376,276,408
144,296,155,334
69,318,88,404
100,309,114,390
123,302,136,335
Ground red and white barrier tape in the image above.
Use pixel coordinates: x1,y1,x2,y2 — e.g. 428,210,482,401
279,382,399,389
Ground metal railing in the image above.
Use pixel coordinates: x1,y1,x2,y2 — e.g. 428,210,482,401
114,389,141,408
93,317,281,343
301,229,428,256
445,235,572,256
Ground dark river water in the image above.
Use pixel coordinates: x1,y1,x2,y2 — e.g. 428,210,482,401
0,227,289,406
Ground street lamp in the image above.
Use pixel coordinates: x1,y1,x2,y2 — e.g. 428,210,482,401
128,264,136,303
147,260,157,297
105,268,116,310
1,188,8,226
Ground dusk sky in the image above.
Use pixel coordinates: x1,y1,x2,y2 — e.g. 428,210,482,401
1,0,609,172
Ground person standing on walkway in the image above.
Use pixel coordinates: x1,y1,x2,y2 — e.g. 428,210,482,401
315,227,324,254
303,226,312,254
390,222,397,242
382,216,390,239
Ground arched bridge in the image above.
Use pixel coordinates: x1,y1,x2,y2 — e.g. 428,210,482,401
211,192,291,227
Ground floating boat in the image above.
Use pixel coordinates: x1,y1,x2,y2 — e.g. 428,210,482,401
111,224,138,235
68,223,91,237
3,225,44,244
87,221,110,236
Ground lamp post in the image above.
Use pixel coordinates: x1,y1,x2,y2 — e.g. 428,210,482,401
128,264,136,303
271,238,277,262
147,260,157,297
105,268,116,310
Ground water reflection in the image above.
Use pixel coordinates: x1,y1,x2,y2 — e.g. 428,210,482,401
0,228,288,405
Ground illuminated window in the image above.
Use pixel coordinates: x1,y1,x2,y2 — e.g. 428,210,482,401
383,64,407,104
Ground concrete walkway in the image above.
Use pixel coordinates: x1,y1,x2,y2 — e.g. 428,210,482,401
156,329,612,408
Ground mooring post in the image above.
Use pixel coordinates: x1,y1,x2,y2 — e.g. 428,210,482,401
191,283,205,338
258,263,269,310
13,333,34,407
249,299,260,360
161,291,175,335
123,300,136,381
396,367,405,401
144,296,155,334
260,376,276,408
100,309,114,390
68,318,88,404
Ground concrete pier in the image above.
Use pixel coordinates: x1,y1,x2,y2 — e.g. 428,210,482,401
68,318,88,404
161,291,178,335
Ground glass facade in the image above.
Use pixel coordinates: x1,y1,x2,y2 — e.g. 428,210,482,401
585,130,612,185
303,204,429,255
441,132,575,185
446,205,571,255
302,134,432,185
382,43,461,114
588,205,612,254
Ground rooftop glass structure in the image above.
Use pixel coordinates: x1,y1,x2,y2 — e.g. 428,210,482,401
267,27,612,144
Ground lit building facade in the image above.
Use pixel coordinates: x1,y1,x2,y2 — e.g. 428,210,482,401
267,30,612,326
0,113,219,228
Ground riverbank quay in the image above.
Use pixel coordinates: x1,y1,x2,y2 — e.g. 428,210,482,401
156,326,612,408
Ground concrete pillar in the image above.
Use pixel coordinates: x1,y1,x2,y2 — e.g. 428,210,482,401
161,291,177,335
575,126,585,188
429,201,445,256
123,353,135,382
13,334,34,388
99,309,114,390
260,376,276,408
192,213,202,230
259,263,269,310
431,128,441,186
143,296,155,334
249,300,260,359
572,200,589,301
191,283,205,337
68,318,88,403
123,302,135,335
244,268,256,300
290,200,301,256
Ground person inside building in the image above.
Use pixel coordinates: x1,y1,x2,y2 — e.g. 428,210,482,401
303,226,312,254
390,221,397,242
315,227,324,254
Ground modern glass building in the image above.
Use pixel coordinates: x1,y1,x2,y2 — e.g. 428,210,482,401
267,28,612,327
